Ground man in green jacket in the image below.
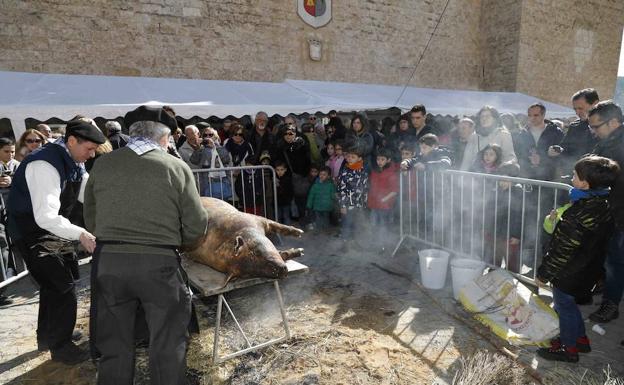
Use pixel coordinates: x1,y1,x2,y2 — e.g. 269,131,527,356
84,106,208,385
306,166,336,230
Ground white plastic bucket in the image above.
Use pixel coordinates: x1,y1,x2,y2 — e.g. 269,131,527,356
418,249,450,290
450,258,486,300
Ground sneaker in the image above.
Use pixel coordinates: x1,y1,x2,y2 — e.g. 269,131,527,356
537,346,579,363
550,336,591,353
50,342,89,365
589,301,619,323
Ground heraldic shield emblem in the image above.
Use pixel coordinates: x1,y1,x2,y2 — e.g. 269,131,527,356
297,0,332,28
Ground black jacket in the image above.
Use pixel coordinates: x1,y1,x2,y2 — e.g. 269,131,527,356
415,124,435,141
558,119,598,173
592,125,624,230
517,122,564,181
404,147,452,171
276,173,294,206
246,129,275,165
276,136,311,177
537,195,613,297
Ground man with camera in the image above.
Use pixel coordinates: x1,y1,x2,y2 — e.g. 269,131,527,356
247,111,275,165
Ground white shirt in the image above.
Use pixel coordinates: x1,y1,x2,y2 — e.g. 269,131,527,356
25,160,88,241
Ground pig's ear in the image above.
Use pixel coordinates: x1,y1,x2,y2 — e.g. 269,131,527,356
234,236,245,255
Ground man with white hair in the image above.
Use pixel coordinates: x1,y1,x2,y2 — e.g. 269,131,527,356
84,105,208,384
179,124,200,169
105,120,130,150
247,111,275,164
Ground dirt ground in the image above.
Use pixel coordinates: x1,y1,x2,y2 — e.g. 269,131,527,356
1,228,623,384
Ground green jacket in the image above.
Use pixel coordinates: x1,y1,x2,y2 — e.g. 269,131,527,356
306,179,336,212
84,147,208,255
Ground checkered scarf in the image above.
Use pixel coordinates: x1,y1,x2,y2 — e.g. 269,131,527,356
127,137,164,156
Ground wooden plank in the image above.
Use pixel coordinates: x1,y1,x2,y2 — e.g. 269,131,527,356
182,257,309,297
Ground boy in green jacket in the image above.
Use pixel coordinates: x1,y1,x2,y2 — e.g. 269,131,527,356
306,166,336,230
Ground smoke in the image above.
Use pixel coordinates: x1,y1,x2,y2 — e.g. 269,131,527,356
396,169,568,279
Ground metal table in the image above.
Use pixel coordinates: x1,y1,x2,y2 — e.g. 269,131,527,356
181,257,309,364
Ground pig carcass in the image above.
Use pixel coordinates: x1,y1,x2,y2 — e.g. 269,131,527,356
185,197,304,285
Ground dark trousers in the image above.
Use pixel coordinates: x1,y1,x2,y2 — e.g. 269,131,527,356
14,238,77,350
341,207,365,239
553,287,585,347
94,249,191,385
313,210,330,229
604,229,624,305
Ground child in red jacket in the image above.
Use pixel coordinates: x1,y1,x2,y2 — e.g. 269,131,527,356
367,148,399,251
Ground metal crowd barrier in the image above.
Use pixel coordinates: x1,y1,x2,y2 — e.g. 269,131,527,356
191,165,279,222
0,165,279,290
392,168,572,283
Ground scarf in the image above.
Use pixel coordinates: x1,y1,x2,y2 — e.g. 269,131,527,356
127,136,164,156
347,160,363,171
569,187,609,203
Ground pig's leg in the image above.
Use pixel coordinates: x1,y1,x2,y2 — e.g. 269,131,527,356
279,248,304,261
264,219,304,238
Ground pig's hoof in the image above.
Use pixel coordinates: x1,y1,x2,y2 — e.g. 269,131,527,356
281,248,304,260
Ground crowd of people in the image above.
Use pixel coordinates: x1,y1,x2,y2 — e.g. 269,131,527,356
0,87,623,374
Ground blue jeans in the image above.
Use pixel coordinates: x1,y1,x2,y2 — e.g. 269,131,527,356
553,287,585,347
277,205,291,225
604,229,624,305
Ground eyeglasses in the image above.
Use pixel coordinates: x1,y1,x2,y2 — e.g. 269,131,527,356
233,132,244,136
309,117,317,121
204,133,216,138
589,121,607,131
26,139,42,144
284,132,295,136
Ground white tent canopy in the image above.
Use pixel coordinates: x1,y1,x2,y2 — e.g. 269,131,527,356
0,71,574,138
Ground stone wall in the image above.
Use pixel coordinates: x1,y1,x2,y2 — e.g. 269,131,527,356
0,0,622,106
0,0,483,88
479,0,523,92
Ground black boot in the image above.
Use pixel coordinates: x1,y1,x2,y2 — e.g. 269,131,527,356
50,342,89,365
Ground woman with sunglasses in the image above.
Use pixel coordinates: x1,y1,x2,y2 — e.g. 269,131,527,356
224,123,254,166
16,128,47,161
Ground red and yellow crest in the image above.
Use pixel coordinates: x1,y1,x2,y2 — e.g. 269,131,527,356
297,0,332,28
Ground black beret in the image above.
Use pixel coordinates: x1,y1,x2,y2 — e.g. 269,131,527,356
196,122,211,130
65,120,107,144
124,105,178,133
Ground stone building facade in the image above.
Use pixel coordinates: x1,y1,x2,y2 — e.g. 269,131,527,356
1,0,622,106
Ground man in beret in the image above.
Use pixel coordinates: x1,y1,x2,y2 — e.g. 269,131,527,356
7,119,106,365
84,105,208,385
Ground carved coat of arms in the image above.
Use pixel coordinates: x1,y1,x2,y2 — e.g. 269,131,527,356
297,0,332,28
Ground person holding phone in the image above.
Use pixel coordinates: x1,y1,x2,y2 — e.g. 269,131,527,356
0,137,19,190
